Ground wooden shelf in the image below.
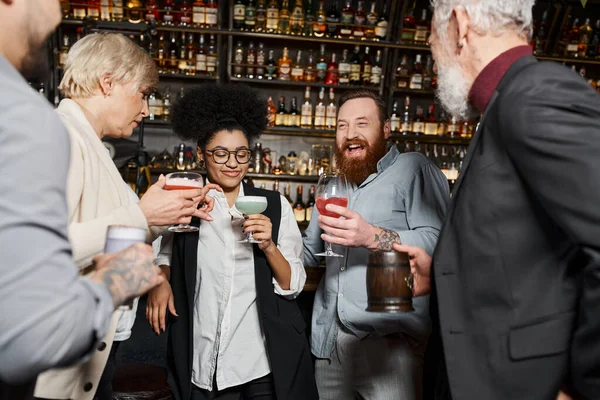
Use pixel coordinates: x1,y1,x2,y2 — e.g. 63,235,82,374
264,126,336,138
149,168,320,183
230,77,379,91
158,72,218,80
536,55,600,66
392,88,436,96
391,134,471,145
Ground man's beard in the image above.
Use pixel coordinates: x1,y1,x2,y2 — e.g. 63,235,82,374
20,37,51,82
335,135,389,185
435,47,475,120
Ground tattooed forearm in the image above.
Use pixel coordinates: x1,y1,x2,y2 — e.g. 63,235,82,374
373,227,401,251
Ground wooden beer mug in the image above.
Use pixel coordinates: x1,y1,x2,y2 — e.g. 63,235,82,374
366,250,414,313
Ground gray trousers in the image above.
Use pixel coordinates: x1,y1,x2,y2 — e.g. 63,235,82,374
315,325,424,400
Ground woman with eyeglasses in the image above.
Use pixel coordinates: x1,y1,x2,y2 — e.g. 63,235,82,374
146,84,318,400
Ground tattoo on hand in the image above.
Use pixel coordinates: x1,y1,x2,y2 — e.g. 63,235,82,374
374,228,401,251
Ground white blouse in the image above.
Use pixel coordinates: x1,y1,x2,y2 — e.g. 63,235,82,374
155,184,306,391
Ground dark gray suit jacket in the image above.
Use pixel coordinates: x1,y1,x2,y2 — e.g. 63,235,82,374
428,56,600,400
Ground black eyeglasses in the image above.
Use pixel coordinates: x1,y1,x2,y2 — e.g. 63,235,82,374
205,148,251,164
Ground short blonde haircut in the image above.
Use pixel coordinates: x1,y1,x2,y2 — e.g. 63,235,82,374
59,33,158,98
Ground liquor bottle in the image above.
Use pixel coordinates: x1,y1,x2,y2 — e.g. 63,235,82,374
325,52,339,85
365,1,378,40
266,0,279,33
301,86,313,129
168,32,178,74
533,10,548,56
306,185,315,222
179,0,192,26
59,35,70,68
246,42,257,78
370,49,382,86
412,105,425,136
401,6,415,44
157,34,167,74
304,50,317,82
162,0,175,25
338,48,350,84
325,88,337,129
256,42,266,79
579,18,593,58
284,184,293,206
409,54,423,90
375,1,389,40
205,0,218,28
588,20,600,58
206,35,218,76
460,118,473,138
162,86,172,121
314,1,327,37
196,34,207,75
349,45,362,85
353,1,366,39
87,0,101,19
192,0,206,27
314,88,326,129
326,0,340,37
437,111,447,136
446,114,459,137
278,0,291,34
554,15,572,57
256,0,267,31
289,97,300,126
339,0,354,38
316,44,327,82
111,0,124,21
293,185,306,222
291,50,304,82
100,0,110,20
424,104,437,135
126,0,142,23
265,50,277,80
276,96,288,126
233,0,246,29
422,55,433,90
390,100,400,132
147,36,157,62
186,33,196,75
400,96,412,135
148,90,163,120
245,0,257,31
234,41,244,78
303,0,314,36
565,18,580,58
145,0,159,22
267,96,277,127
396,54,410,89
178,33,188,75
361,46,372,85
278,47,292,80
414,9,429,44
60,0,70,18
290,0,305,35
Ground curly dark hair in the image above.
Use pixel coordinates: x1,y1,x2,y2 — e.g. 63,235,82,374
171,84,267,149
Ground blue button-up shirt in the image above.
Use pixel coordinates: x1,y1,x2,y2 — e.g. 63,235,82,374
304,146,450,359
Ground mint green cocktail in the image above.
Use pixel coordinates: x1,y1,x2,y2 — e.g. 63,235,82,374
235,196,268,243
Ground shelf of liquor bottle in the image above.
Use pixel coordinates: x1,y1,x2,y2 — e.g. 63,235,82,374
536,55,600,66
229,77,378,91
158,72,218,80
264,126,336,138
149,168,320,183
392,88,436,96
391,134,471,145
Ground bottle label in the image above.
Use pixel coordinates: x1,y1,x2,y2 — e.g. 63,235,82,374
409,75,423,90
425,122,438,135
279,62,291,77
316,62,327,79
362,65,372,81
292,67,304,78
412,122,424,134
339,28,352,36
74,8,86,18
301,105,312,126
245,8,256,25
234,4,245,21
350,64,361,81
207,56,217,72
275,113,285,126
205,8,217,25
294,207,305,222
414,28,428,43
163,13,174,23
375,21,388,38
371,66,382,84
306,206,313,222
567,44,578,52
267,8,279,30
196,54,207,71
180,15,192,24
88,8,100,17
390,117,400,131
341,13,353,24
193,6,205,24
401,121,412,133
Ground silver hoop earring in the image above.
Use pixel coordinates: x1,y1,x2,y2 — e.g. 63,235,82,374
457,42,463,49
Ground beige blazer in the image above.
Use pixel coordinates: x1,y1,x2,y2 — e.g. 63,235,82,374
34,99,151,400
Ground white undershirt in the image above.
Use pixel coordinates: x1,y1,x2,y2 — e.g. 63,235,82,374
156,184,306,391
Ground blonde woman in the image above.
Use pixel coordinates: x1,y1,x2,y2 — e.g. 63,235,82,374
33,33,217,400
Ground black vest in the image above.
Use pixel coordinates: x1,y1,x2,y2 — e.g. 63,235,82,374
166,184,318,400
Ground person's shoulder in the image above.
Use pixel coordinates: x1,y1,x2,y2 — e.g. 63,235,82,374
506,60,592,94
395,151,435,172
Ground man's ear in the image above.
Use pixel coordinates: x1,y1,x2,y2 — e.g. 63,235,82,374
453,7,470,51
196,145,203,161
383,119,391,140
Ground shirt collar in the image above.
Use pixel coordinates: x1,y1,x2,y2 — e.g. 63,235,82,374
468,45,533,113
377,145,400,173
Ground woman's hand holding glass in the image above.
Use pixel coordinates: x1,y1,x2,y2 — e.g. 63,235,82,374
138,174,221,226
242,214,275,251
